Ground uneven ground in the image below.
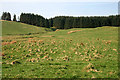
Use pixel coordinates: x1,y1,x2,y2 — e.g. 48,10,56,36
2,21,118,78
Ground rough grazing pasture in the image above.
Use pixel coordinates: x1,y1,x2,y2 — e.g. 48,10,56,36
2,21,118,78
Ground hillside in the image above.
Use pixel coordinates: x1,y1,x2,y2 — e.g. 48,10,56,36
2,21,119,78
2,21,52,36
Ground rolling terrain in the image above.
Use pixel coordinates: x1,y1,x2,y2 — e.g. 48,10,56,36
2,21,52,36
2,21,118,78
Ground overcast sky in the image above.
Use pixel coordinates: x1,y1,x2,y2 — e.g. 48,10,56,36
0,0,119,19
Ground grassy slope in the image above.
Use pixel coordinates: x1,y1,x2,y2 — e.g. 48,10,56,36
2,21,119,78
2,21,52,36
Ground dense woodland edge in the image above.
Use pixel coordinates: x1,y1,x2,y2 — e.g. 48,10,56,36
1,12,120,29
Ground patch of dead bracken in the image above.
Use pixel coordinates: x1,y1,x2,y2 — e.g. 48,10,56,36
2,41,17,45
38,40,43,43
67,30,81,34
55,29,60,32
41,35,55,37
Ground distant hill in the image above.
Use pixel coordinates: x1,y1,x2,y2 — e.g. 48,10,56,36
2,21,52,36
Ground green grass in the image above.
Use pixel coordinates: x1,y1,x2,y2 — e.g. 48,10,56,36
2,21,118,78
2,21,52,36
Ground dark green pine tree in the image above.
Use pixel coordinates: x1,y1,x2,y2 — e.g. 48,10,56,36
7,12,11,21
13,14,17,21
1,12,11,21
45,19,49,28
1,12,7,20
64,17,73,29
49,18,53,27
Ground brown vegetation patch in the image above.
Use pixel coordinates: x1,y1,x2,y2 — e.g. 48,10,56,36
41,35,55,37
0,53,5,56
2,41,17,45
55,29,60,32
67,30,81,34
105,41,111,44
0,20,6,21
38,40,43,43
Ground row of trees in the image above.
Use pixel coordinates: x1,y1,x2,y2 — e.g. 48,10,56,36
20,13,49,28
1,12,17,21
52,15,120,29
1,12,120,29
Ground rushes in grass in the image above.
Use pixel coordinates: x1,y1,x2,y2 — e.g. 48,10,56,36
29,53,35,55
46,57,53,61
36,53,38,55
53,51,56,54
50,50,53,53
51,41,56,44
42,55,49,59
79,53,82,55
103,49,107,51
37,49,40,52
77,43,79,46
44,52,48,55
2,53,5,56
37,43,39,46
54,47,57,49
25,54,31,57
80,43,84,46
113,49,117,52
10,55,13,58
94,50,98,53
11,60,20,65
75,52,78,54
11,48,15,50
63,55,69,61
37,54,40,57
105,41,111,44
27,58,39,62
63,50,66,53
44,48,47,51
18,42,21,45
29,49,33,52
31,58,35,62
73,48,76,52
38,40,43,43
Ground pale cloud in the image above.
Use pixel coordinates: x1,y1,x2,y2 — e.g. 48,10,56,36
0,0,119,3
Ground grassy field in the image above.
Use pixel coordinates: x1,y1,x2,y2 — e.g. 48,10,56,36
2,21,118,78
2,21,52,36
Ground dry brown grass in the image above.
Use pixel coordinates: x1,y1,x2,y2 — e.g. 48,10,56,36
67,30,81,34
55,29,60,32
2,41,17,45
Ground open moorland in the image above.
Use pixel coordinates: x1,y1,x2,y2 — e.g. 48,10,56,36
2,21,118,78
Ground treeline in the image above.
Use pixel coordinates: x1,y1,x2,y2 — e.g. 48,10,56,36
1,12,120,29
20,13,49,28
1,12,11,21
1,12,17,21
52,15,120,29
